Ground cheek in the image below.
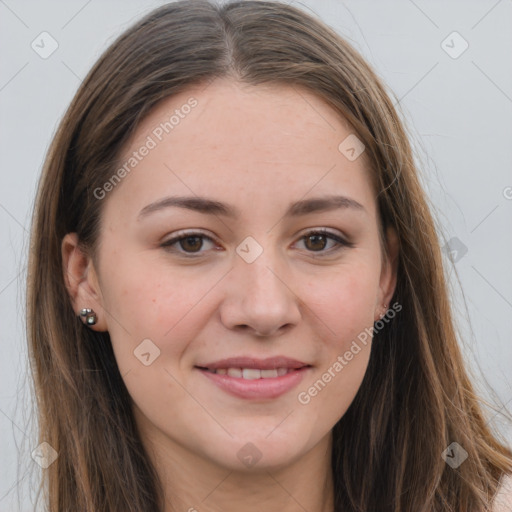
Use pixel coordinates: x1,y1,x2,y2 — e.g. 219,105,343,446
305,260,380,346
295,260,379,416
99,252,223,369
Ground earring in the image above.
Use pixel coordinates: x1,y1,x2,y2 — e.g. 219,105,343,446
79,308,97,326
380,304,388,319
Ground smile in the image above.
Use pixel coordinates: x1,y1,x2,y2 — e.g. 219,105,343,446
202,367,295,379
196,365,311,400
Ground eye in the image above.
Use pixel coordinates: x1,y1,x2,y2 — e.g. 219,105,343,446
295,229,353,255
161,228,352,257
161,231,217,256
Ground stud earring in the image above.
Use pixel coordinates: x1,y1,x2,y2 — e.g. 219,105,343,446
79,308,97,326
380,304,388,319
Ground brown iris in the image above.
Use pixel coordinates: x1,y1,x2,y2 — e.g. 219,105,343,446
304,233,328,251
179,236,203,253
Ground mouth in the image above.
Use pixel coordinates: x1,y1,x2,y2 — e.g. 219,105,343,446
195,356,311,378
197,367,303,379
194,356,312,400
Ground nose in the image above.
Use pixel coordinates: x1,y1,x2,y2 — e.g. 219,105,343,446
220,247,302,337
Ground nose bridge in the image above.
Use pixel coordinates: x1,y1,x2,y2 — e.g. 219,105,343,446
223,235,301,335
238,238,286,300
243,253,282,297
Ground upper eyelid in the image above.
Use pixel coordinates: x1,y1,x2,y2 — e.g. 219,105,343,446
161,229,216,244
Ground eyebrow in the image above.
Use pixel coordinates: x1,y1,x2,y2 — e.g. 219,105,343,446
137,194,366,220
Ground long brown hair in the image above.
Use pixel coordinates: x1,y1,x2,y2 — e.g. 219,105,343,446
26,1,512,510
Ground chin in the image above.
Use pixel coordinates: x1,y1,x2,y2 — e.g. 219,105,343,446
200,430,315,473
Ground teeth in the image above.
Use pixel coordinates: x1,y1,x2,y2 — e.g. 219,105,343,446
227,368,242,378
242,368,261,380
211,367,293,379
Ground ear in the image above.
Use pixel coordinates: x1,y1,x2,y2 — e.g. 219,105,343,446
375,225,399,322
61,233,108,331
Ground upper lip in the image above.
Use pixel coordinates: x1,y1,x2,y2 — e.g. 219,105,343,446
196,356,310,370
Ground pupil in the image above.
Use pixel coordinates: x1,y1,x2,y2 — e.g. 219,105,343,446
307,234,326,251
182,236,202,252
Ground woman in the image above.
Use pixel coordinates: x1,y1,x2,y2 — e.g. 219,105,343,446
26,1,512,510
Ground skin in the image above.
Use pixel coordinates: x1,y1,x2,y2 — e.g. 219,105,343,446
63,78,398,512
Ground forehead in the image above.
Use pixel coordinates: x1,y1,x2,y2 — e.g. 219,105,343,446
107,78,376,222
132,78,357,158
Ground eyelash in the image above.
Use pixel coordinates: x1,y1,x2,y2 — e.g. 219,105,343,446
160,229,354,257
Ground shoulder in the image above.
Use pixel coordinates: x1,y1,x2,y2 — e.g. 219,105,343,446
493,473,512,512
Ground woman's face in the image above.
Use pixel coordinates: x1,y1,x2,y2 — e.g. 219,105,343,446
78,79,397,471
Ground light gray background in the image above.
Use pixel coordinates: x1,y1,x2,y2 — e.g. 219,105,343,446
1,0,511,510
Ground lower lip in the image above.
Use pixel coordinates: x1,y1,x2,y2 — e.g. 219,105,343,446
197,367,310,400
